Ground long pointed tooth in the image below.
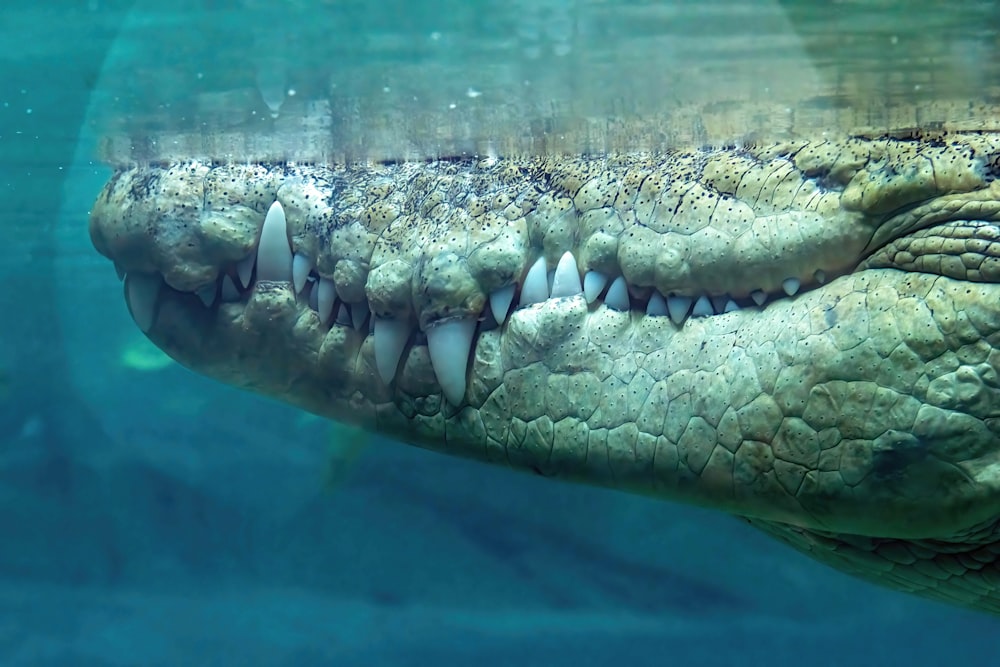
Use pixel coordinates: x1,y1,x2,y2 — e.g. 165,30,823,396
519,257,548,307
426,317,476,405
236,252,255,288
724,298,740,313
114,262,126,281
196,284,217,307
352,300,370,331
692,295,713,317
667,294,691,325
292,253,313,294
782,277,801,296
646,291,668,316
317,278,337,324
489,284,516,323
256,201,293,283
335,303,352,326
813,269,827,284
604,276,629,311
221,275,241,302
124,273,162,333
583,271,608,304
550,251,582,298
307,279,319,311
750,290,767,306
373,316,411,385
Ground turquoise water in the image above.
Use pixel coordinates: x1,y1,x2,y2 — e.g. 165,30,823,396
2,1,999,664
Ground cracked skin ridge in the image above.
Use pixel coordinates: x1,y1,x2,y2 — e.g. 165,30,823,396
91,132,1000,614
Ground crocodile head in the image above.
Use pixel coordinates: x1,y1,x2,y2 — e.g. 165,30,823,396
89,133,1000,613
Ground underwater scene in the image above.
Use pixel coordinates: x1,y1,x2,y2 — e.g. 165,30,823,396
3,0,1000,664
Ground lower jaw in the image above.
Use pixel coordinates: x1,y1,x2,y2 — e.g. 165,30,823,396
131,267,1000,538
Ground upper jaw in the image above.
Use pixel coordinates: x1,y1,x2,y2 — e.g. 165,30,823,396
90,136,1000,410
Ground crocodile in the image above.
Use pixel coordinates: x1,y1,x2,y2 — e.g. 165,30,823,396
89,132,1000,614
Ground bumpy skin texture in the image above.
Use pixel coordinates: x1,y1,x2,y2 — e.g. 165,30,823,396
91,132,1000,613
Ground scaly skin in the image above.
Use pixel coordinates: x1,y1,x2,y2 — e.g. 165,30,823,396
90,132,1000,613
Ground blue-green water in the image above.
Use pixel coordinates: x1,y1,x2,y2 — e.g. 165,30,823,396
2,1,999,664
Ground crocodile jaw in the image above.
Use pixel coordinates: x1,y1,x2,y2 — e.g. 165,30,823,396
90,136,1000,545
132,261,1000,541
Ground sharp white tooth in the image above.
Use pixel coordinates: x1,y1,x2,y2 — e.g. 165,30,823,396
221,275,241,302
550,251,582,298
724,298,740,313
479,307,499,331
814,269,827,284
489,284,516,323
692,296,713,318
124,273,162,333
318,277,337,324
604,276,630,311
519,257,548,307
426,317,476,405
236,252,255,288
256,201,293,283
335,303,352,326
646,291,668,316
114,263,126,281
667,294,691,325
750,289,767,306
307,280,320,311
782,277,801,296
352,301,370,331
373,316,411,385
292,253,313,294
196,284,217,307
583,271,608,304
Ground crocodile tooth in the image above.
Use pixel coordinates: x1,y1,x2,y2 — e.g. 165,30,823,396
426,317,476,405
583,271,608,304
124,273,162,333
317,277,337,324
667,294,691,325
519,256,548,307
646,291,668,316
114,262,126,281
352,300,370,331
814,269,827,284
550,251,582,298
196,284,217,307
691,295,713,318
335,303,352,326
782,277,801,296
307,279,319,312
750,290,767,306
221,275,241,302
489,284,516,323
292,253,313,294
604,276,629,311
256,201,292,283
724,298,739,313
236,252,255,288
373,316,411,385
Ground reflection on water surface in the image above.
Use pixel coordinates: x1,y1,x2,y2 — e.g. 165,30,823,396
93,0,1000,163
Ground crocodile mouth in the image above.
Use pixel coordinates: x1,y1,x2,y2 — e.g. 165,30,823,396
91,134,1000,538
117,193,853,407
